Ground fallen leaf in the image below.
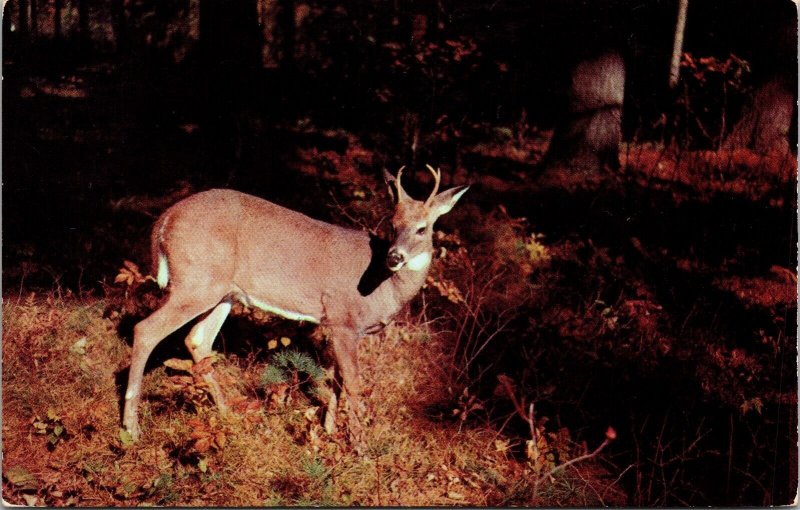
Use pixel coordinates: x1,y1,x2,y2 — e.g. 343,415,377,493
192,356,216,376
119,429,134,446
70,337,88,355
304,407,319,422
5,466,37,489
194,437,211,453
215,432,226,449
163,358,193,373
494,439,510,453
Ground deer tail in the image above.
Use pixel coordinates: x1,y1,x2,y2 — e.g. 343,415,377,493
152,213,170,289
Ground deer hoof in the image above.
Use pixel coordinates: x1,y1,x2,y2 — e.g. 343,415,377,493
124,421,141,441
324,411,337,435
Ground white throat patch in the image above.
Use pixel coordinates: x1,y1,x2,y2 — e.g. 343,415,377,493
406,251,432,271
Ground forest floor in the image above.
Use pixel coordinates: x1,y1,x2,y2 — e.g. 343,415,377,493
2,63,797,506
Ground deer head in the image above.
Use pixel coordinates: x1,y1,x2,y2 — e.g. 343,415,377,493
383,165,469,272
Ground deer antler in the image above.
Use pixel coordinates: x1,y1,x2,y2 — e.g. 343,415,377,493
424,164,441,206
395,165,408,202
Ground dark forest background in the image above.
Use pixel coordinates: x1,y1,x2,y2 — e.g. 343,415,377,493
2,0,798,506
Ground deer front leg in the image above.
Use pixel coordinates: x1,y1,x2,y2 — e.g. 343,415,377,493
323,377,339,435
184,302,232,414
329,326,365,450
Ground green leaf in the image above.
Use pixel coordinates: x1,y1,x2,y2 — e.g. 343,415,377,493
53,424,64,436
198,458,208,473
122,481,137,495
153,473,171,489
119,429,134,446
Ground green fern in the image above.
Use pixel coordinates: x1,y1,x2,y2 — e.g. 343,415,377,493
260,364,287,386
259,350,325,388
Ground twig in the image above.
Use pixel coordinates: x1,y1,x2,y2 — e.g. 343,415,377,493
527,403,537,445
569,462,605,505
602,463,634,501
535,437,613,484
497,375,528,422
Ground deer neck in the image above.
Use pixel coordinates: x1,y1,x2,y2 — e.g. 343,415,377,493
354,235,432,332
356,253,430,334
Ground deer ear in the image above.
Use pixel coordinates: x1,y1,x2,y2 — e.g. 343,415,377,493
430,185,469,218
383,168,398,202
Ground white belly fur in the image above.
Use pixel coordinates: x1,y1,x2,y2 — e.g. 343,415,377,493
246,296,320,324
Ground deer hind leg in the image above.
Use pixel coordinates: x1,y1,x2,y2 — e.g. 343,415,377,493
184,301,232,414
123,291,226,440
328,326,365,449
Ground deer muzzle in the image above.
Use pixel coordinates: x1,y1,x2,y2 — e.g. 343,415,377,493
386,248,406,271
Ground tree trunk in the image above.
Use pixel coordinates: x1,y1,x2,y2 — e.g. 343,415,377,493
668,0,689,89
277,0,295,71
545,51,625,176
17,0,29,38
257,0,280,68
722,77,794,155
54,0,63,39
77,0,90,46
29,0,37,36
111,0,129,54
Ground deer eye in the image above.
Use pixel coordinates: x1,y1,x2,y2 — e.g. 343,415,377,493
416,226,427,236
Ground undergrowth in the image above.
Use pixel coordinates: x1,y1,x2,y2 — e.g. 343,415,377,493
2,286,618,506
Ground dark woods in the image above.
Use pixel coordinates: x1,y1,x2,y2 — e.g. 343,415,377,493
3,0,797,506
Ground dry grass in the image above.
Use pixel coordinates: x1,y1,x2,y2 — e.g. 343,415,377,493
2,290,617,506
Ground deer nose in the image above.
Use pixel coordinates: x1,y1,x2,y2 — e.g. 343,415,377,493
386,248,406,271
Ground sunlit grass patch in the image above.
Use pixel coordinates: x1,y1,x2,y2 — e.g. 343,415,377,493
2,285,621,506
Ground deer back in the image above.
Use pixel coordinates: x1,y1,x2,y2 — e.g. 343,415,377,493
155,189,403,330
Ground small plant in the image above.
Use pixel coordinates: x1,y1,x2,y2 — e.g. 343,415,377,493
159,356,222,408
104,260,163,322
260,350,328,409
31,408,68,449
145,473,178,505
187,415,228,454
259,350,326,388
301,457,330,481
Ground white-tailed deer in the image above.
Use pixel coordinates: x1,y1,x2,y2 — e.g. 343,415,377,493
122,165,468,444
